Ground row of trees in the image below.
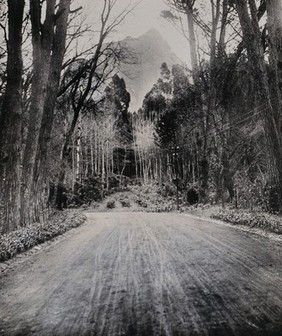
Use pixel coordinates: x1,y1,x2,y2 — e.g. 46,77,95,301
0,0,136,232
131,0,282,210
67,74,133,191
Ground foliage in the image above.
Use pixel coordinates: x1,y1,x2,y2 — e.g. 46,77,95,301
121,200,131,207
106,200,116,209
71,176,103,206
130,184,179,212
211,208,282,234
0,211,86,262
103,74,132,145
233,172,266,210
155,109,178,148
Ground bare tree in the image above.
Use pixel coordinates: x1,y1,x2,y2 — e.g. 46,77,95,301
54,0,137,207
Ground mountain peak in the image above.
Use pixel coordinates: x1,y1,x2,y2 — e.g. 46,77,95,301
119,29,181,112
139,28,166,43
141,28,163,38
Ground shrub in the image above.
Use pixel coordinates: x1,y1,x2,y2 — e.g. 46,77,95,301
187,188,199,205
158,182,176,197
72,176,103,206
233,172,265,210
106,200,116,209
211,208,282,234
135,198,147,208
130,183,182,212
121,200,131,207
0,211,86,262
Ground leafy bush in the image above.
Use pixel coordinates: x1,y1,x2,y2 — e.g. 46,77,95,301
121,200,131,207
106,200,116,209
70,176,103,206
158,182,176,197
130,184,179,212
211,208,282,234
135,198,148,208
0,211,86,262
233,172,265,210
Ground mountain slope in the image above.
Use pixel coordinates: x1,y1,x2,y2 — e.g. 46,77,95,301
118,29,182,112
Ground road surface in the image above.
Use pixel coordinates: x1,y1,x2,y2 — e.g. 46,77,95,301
0,212,281,336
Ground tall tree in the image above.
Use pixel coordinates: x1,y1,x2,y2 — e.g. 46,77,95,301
266,0,282,125
0,0,25,232
104,74,132,145
32,0,72,214
163,0,198,79
20,0,71,223
235,0,282,197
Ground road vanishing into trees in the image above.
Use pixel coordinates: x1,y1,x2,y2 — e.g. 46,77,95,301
0,212,282,336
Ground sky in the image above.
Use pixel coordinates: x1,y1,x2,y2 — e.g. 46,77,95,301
82,0,190,65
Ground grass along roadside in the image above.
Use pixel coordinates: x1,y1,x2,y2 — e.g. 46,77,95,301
211,208,282,235
0,210,86,262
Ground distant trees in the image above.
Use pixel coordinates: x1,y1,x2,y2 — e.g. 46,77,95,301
104,74,132,145
133,118,158,184
53,0,135,208
64,74,133,196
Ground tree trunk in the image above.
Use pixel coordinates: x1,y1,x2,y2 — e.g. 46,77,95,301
76,115,82,182
236,0,282,194
0,0,25,232
32,0,71,198
210,0,221,65
185,1,198,80
21,0,57,224
266,0,282,125
218,0,228,57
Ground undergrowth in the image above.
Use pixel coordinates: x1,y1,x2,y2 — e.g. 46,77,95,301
0,210,86,262
130,184,181,212
211,208,282,234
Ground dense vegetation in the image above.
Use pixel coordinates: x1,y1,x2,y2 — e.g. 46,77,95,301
1,0,282,235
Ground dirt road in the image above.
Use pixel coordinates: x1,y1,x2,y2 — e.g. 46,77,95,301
0,212,281,336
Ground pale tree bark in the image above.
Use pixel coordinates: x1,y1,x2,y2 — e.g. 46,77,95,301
0,0,25,232
168,0,198,79
185,0,198,79
218,0,228,56
75,114,82,182
210,0,221,65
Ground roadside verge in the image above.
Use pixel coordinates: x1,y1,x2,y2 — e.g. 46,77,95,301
0,210,86,263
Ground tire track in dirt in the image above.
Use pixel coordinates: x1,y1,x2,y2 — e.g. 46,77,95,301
177,215,282,314
148,216,236,335
147,214,282,334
